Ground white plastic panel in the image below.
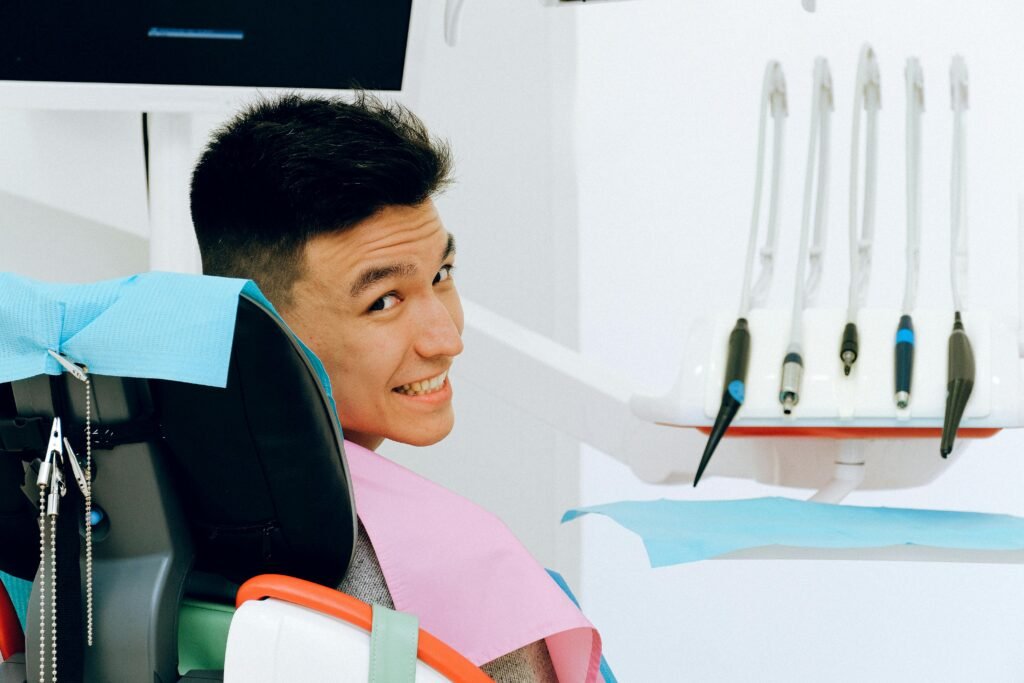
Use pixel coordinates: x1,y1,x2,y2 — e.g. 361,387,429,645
224,600,449,683
635,307,1023,429
705,308,993,422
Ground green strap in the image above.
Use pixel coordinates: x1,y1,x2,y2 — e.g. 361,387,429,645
369,604,420,683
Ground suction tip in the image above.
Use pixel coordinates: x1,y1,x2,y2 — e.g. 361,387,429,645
895,391,910,410
694,391,743,487
940,378,973,457
940,315,975,458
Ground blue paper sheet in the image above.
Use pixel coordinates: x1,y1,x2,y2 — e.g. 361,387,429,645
0,272,331,395
1,272,258,387
562,497,1024,567
0,572,29,629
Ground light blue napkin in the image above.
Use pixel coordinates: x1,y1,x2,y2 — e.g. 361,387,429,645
0,272,334,404
0,572,29,629
1,272,269,387
562,497,1024,567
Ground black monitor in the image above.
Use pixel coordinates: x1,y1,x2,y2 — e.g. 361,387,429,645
0,1,413,91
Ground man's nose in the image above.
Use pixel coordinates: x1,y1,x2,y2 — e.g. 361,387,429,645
415,296,464,359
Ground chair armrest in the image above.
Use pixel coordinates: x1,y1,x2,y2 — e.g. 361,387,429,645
237,574,491,683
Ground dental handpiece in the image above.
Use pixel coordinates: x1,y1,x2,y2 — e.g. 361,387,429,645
894,314,914,409
940,312,974,457
779,346,803,415
840,322,859,376
694,318,750,487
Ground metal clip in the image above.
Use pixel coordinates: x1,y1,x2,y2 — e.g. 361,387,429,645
63,437,90,497
47,350,89,383
46,466,64,517
37,418,62,489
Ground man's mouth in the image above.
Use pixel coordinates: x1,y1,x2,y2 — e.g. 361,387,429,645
393,370,449,396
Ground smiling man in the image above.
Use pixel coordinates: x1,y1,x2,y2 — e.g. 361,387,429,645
286,202,462,450
189,94,601,682
190,94,463,452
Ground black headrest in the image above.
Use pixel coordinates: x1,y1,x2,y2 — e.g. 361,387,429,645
0,294,355,587
152,295,356,586
0,383,40,580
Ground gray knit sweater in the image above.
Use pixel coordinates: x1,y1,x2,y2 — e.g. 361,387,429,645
338,521,558,683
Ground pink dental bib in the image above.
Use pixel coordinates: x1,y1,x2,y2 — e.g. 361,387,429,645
344,440,602,682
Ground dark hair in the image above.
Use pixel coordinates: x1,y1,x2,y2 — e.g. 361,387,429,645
190,92,453,306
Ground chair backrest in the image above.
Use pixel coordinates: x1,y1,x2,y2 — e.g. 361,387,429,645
151,295,356,587
0,294,356,683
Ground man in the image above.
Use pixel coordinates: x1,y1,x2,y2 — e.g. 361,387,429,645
190,94,601,682
192,93,462,453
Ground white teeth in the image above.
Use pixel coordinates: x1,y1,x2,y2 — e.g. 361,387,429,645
395,370,449,396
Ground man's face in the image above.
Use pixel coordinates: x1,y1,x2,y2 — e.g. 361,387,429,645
282,200,464,451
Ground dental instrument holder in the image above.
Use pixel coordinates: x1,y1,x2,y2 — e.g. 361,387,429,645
631,305,1014,500
702,309,994,426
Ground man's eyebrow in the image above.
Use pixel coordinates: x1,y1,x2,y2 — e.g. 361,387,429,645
442,233,456,262
349,234,456,298
350,263,417,298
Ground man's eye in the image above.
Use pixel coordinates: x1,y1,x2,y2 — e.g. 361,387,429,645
369,293,399,312
433,264,455,285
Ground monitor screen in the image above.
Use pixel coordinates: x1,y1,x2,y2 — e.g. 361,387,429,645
0,1,413,91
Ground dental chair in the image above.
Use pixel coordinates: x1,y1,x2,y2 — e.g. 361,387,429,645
0,293,489,682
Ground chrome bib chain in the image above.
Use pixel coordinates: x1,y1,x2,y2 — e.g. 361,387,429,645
38,352,95,682
37,474,47,682
83,376,93,647
37,422,64,683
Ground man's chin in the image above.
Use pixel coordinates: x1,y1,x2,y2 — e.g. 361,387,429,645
390,430,451,448
387,418,455,448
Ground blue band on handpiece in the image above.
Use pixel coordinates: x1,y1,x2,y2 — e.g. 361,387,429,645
896,329,915,345
728,380,745,403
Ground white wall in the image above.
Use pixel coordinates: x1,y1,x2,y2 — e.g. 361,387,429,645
575,1,1024,680
0,189,147,281
0,110,149,239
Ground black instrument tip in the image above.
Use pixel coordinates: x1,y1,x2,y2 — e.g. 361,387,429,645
694,392,743,487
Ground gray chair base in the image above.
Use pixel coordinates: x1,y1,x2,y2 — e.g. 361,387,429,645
0,653,26,683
